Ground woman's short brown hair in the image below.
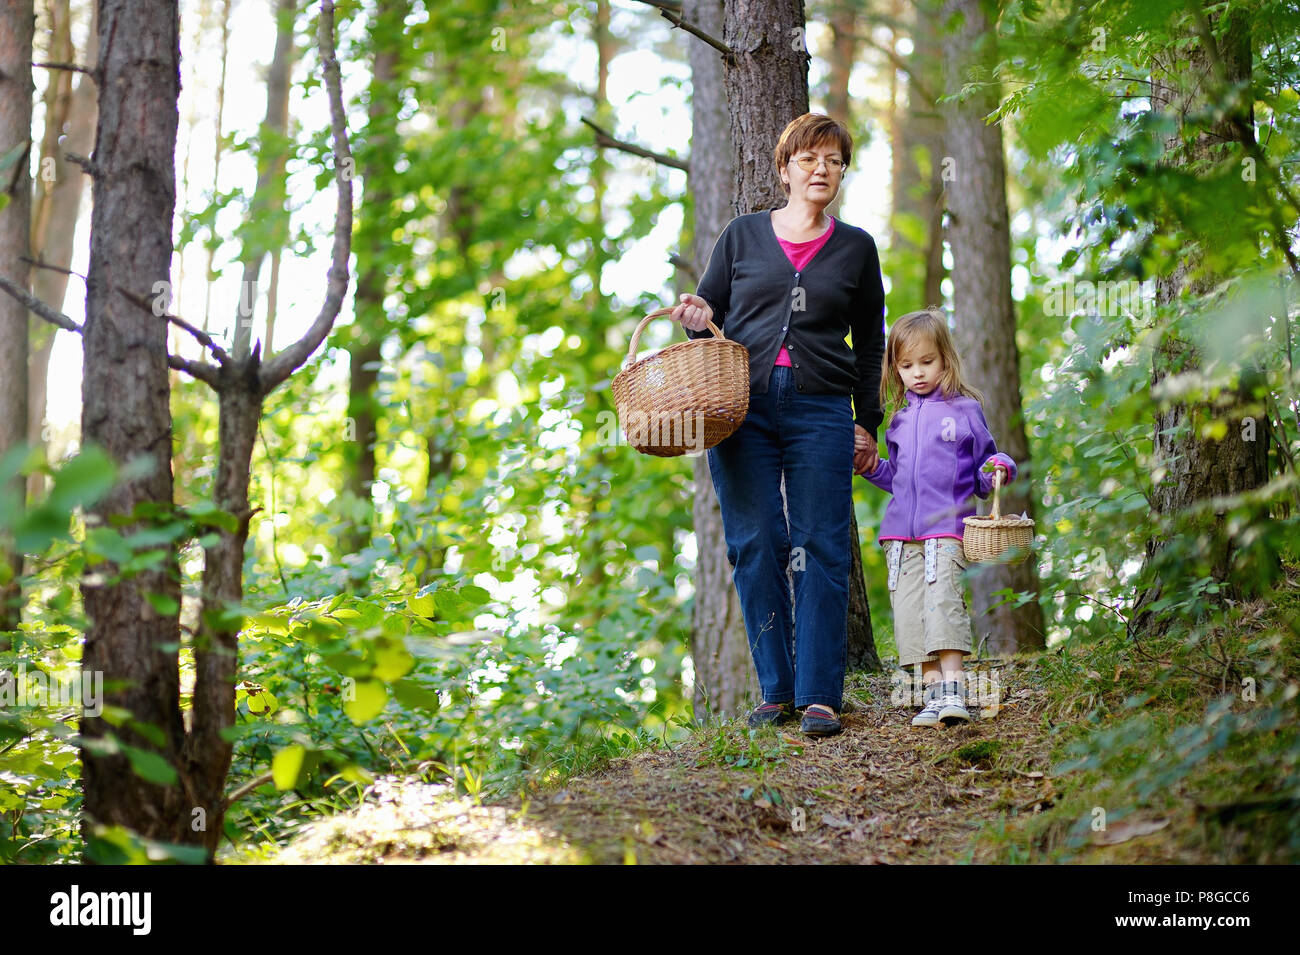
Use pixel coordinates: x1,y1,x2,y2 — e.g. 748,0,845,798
773,113,853,196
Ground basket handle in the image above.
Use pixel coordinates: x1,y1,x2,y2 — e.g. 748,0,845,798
991,467,1003,520
625,305,726,365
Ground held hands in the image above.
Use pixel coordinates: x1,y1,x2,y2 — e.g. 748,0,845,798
854,426,878,475
672,293,713,332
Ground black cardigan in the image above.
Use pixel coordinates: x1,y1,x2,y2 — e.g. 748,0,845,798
688,210,887,436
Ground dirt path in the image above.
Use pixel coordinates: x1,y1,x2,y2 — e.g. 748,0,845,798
271,662,1067,864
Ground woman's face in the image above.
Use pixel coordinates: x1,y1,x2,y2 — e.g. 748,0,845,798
781,140,846,207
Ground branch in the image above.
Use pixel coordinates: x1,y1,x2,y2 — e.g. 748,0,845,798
0,273,82,333
113,283,231,365
258,0,353,396
32,60,97,79
631,0,733,60
20,256,87,283
842,29,937,105
224,771,275,809
64,151,96,176
168,352,222,387
668,252,699,283
581,117,689,172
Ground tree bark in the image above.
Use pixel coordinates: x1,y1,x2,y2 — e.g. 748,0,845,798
1131,3,1272,634
26,0,98,504
892,0,945,308
940,0,1044,654
231,0,295,362
342,0,408,560
684,0,757,718
79,0,187,849
820,0,881,673
0,0,35,637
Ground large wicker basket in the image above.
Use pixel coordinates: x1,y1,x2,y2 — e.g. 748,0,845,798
611,306,749,457
962,468,1035,563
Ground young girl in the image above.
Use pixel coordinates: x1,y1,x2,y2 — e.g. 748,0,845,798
857,307,1016,727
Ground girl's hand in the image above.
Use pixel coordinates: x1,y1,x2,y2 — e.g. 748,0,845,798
854,426,878,475
981,457,1011,483
671,293,713,332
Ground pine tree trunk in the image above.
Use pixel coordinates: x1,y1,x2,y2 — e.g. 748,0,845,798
820,0,881,674
0,0,34,637
892,0,945,308
342,0,408,560
26,0,97,505
79,0,186,849
940,0,1044,655
684,0,757,718
1131,4,1273,634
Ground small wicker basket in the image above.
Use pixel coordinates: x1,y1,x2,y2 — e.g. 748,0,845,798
611,306,749,457
962,468,1034,563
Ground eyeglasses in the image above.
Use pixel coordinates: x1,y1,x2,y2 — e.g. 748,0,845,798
791,156,846,173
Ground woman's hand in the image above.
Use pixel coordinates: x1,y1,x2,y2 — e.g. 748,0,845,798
853,426,878,475
671,293,713,332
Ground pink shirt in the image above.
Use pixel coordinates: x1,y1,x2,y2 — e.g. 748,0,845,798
772,217,835,367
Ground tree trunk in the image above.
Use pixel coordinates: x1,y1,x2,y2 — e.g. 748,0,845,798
892,0,945,308
231,0,295,362
820,0,881,674
26,0,98,504
684,0,757,718
940,0,1044,654
79,0,186,849
0,0,34,637
1131,4,1272,634
342,0,408,560
201,0,232,336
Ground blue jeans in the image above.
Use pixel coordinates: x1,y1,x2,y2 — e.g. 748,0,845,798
706,365,853,711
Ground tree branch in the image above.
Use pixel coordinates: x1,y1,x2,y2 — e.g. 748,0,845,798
668,252,699,283
841,29,937,105
631,0,733,60
20,256,87,283
64,151,96,176
258,0,353,395
168,352,222,387
581,117,689,172
0,273,82,333
31,60,97,79
223,771,275,809
113,283,231,365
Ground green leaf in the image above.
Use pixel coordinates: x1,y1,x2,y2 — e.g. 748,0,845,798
391,678,440,711
122,743,178,785
272,744,306,790
372,641,414,681
458,584,492,605
144,592,180,616
406,594,436,617
343,679,387,724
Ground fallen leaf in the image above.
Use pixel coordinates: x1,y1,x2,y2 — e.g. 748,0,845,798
1090,817,1169,846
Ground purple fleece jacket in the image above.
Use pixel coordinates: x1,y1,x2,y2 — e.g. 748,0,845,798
861,388,1016,541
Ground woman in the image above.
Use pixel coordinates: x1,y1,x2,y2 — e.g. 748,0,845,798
671,113,887,737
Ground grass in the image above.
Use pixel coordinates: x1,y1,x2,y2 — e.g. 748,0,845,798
257,570,1300,864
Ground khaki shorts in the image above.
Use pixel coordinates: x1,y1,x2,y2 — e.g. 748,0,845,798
887,539,973,667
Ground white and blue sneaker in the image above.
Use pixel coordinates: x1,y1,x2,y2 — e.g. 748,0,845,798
911,683,943,728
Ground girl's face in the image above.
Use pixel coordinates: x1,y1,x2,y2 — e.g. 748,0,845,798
896,336,944,396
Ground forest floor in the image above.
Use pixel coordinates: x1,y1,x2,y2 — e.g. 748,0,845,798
232,571,1300,864
266,656,1216,864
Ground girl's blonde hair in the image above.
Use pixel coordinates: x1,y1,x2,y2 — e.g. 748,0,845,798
879,306,985,410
